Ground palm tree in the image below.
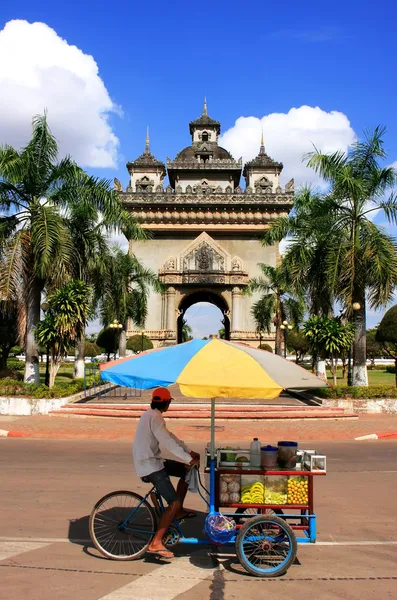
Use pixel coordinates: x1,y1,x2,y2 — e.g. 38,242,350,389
248,264,305,356
305,126,397,386
35,280,91,387
0,114,78,383
181,320,193,342
262,187,335,317
62,172,147,378
98,247,162,357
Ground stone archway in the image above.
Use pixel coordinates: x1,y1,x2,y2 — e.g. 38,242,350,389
177,290,230,343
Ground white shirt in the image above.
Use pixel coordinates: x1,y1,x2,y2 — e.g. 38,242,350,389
132,408,192,478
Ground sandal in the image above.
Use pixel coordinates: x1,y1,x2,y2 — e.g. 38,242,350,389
146,548,174,559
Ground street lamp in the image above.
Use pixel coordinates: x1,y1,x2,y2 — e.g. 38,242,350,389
40,301,50,387
280,320,293,359
347,302,361,386
109,319,123,359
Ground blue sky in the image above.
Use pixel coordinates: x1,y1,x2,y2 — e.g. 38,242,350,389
1,0,397,335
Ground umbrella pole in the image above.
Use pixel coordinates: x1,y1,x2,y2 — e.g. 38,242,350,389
210,397,216,513
210,397,216,459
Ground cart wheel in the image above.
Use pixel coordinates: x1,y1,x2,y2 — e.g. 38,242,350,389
236,515,297,577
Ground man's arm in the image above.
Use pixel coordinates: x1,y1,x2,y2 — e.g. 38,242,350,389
151,413,192,464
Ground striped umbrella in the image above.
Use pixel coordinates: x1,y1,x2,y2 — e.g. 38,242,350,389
100,338,326,400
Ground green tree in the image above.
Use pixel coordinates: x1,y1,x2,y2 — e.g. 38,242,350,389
258,343,273,352
0,113,84,384
287,329,310,364
96,328,117,361
84,342,101,358
64,173,146,379
303,316,355,385
0,301,20,370
218,328,225,339
98,247,161,358
126,334,154,353
248,263,305,356
181,320,193,342
376,306,397,386
305,127,397,386
366,328,383,366
35,280,91,386
262,187,335,319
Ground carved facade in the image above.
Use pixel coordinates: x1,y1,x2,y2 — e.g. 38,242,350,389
120,102,294,347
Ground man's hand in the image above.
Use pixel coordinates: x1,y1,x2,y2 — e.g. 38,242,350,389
189,457,200,467
190,451,200,461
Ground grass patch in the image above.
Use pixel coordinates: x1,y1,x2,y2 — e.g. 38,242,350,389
1,359,100,398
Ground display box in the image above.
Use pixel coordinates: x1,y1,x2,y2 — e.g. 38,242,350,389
218,449,250,467
241,475,265,504
287,476,309,505
219,474,241,505
264,475,288,505
303,452,326,472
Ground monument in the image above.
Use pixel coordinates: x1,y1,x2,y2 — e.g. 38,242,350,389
119,101,294,347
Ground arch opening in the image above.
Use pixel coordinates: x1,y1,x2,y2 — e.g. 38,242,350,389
177,290,230,343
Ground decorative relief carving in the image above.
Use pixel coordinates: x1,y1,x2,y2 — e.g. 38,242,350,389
182,275,226,284
285,178,294,192
182,238,226,273
231,257,243,271
122,192,294,205
164,257,177,271
114,178,122,192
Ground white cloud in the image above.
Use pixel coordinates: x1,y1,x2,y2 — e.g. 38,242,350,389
220,106,356,188
0,20,119,167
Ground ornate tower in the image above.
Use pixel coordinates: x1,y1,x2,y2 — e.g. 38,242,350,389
120,105,294,347
126,128,166,192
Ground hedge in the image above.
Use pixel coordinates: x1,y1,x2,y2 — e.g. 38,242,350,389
0,376,98,399
314,385,397,399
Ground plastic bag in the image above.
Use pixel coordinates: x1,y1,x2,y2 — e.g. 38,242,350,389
185,466,199,493
205,512,236,543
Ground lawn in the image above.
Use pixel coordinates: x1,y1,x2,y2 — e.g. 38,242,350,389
38,362,76,384
325,368,395,387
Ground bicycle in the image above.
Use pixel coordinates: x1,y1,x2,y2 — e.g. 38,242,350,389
89,476,297,577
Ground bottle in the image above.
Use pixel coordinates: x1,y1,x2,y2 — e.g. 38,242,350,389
250,438,261,467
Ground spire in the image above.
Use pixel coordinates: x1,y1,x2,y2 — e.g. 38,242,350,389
145,126,150,154
203,96,207,116
260,128,265,154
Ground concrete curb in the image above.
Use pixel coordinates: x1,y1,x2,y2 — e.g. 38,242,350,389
0,428,28,438
355,432,397,440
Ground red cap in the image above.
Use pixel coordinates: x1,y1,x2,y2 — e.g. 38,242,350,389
151,387,172,402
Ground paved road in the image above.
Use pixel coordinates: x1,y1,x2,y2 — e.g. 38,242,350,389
1,438,397,599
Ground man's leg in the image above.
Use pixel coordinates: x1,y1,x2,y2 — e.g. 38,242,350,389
145,468,181,557
148,498,180,555
164,460,196,519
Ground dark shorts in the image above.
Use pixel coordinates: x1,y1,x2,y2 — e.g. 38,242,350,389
141,460,188,505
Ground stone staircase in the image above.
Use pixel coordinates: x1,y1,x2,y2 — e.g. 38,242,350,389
50,402,357,420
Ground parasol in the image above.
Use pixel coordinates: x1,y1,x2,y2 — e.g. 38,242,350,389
100,338,326,399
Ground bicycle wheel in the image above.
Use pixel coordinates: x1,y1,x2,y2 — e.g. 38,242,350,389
89,490,156,561
236,515,297,577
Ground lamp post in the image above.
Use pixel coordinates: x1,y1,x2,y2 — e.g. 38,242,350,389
280,320,293,359
109,319,123,359
347,302,361,386
40,301,50,387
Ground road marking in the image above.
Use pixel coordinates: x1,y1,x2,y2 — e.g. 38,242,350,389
0,541,51,561
0,536,90,544
1,536,397,549
98,555,212,600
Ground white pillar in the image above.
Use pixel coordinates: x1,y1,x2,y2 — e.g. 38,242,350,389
166,287,176,331
231,287,242,331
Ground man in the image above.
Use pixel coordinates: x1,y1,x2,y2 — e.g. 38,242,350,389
133,387,200,559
